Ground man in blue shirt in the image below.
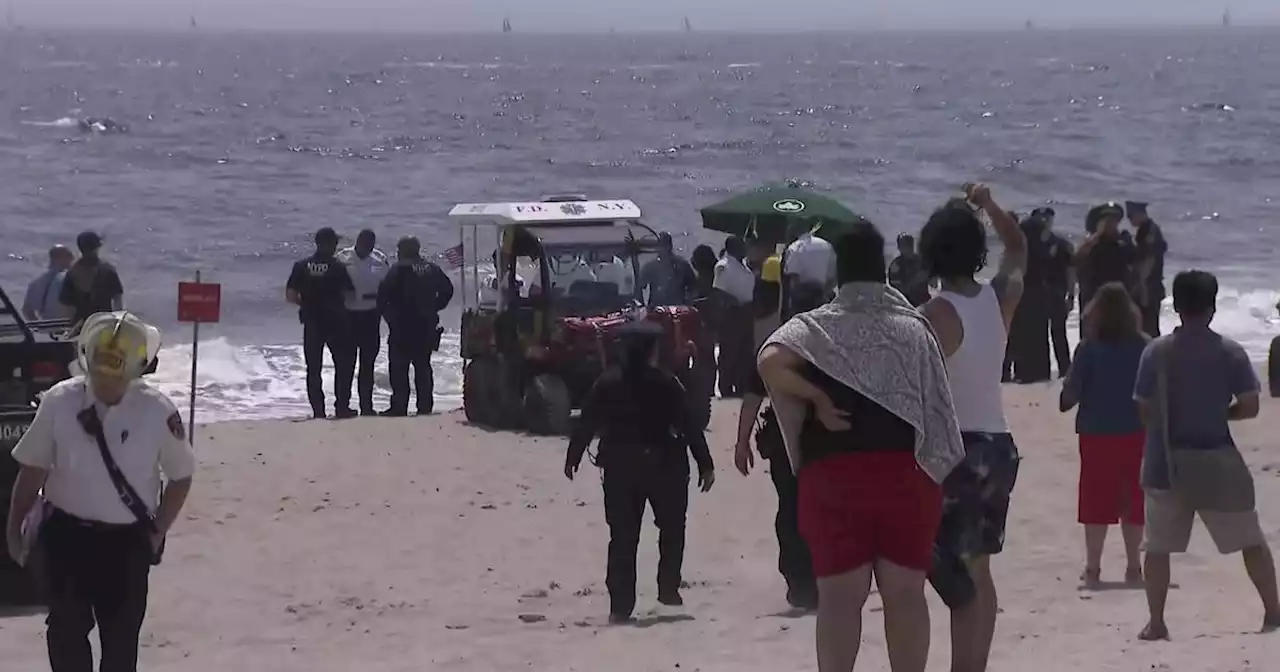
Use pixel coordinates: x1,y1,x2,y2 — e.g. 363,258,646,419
22,245,75,321
1133,270,1280,640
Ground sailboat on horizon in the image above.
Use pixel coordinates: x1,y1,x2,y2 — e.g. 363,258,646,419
683,16,692,33
1222,7,1231,27
190,15,198,30
502,17,512,33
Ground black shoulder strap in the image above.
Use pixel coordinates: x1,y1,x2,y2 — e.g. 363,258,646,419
81,404,158,532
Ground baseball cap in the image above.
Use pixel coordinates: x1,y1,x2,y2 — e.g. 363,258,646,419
76,231,103,252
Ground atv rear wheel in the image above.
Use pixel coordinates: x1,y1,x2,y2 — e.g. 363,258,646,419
524,374,572,436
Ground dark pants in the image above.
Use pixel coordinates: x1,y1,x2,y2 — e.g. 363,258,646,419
1003,287,1051,383
1140,298,1162,338
1049,292,1071,376
388,335,434,414
768,458,816,597
717,302,753,397
602,461,689,617
340,309,382,414
42,510,151,672
303,320,353,418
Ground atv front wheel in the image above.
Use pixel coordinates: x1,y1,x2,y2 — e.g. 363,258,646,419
523,374,572,436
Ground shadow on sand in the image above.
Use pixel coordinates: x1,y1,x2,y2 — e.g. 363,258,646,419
0,604,46,619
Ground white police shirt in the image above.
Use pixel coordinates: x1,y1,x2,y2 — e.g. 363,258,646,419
336,246,390,312
784,233,837,287
712,256,755,304
11,377,197,525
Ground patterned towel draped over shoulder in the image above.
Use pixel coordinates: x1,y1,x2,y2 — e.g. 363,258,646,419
761,282,965,482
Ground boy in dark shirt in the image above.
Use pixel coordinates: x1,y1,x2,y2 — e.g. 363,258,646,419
286,227,356,419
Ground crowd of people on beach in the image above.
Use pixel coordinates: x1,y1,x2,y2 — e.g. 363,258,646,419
4,181,1275,672
560,183,1274,672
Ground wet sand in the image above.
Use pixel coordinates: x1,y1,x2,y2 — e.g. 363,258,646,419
3,385,1280,670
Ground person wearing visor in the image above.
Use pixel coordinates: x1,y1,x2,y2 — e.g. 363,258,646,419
564,320,714,624
1074,202,1137,337
7,311,196,672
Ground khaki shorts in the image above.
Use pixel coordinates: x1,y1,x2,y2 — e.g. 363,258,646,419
1143,489,1267,554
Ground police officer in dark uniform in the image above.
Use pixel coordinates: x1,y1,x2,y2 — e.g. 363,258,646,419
286,227,356,419
1036,208,1076,377
564,321,715,624
1126,201,1168,337
733,366,816,610
1073,202,1137,335
377,236,454,416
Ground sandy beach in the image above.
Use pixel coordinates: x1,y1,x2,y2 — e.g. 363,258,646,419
4,383,1280,671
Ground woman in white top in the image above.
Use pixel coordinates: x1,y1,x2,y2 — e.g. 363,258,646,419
918,183,1026,672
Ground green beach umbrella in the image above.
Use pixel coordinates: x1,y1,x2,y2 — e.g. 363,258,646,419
699,184,865,244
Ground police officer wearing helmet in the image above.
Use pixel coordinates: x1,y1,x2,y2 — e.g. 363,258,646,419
1074,201,1137,335
377,236,454,416
6,311,196,672
564,320,715,624
287,227,357,419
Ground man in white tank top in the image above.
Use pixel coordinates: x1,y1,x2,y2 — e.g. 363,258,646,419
918,183,1026,672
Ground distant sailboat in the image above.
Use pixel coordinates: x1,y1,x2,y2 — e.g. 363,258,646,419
189,15,198,30
1222,7,1231,27
1025,19,1034,30
683,16,693,33
502,17,512,33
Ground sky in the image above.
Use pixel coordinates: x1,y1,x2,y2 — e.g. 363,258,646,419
5,0,1277,33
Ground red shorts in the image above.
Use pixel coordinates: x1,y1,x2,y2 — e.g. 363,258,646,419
1078,433,1145,526
798,450,943,577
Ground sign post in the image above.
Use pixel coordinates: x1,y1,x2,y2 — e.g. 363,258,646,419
176,272,222,446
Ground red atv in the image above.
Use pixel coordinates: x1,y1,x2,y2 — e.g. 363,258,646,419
451,196,713,435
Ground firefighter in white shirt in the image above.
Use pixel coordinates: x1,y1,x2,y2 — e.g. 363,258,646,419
6,311,196,672
336,229,391,416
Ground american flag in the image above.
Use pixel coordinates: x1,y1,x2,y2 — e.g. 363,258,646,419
438,243,465,269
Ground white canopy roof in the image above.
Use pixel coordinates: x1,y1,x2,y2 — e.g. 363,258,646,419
449,199,642,225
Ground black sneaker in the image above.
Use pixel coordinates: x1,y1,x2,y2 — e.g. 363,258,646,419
334,408,359,420
360,408,377,417
607,612,634,625
380,409,408,417
416,408,434,416
657,590,683,607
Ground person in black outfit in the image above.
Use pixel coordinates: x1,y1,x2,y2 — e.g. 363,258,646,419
733,367,817,610
337,229,390,416
888,233,931,307
60,231,125,327
1074,202,1137,336
377,236,454,416
1036,208,1076,377
286,227,356,419
564,321,715,623
1003,214,1053,383
1126,201,1168,337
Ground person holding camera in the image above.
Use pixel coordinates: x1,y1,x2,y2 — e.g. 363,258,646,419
377,236,455,416
6,312,195,672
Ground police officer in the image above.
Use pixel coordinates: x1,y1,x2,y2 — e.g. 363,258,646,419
1126,201,1168,337
286,227,357,419
6,312,196,672
377,236,454,416
336,229,390,416
1074,202,1136,336
564,321,715,623
733,365,817,610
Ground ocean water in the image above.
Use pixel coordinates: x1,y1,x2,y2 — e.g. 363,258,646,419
2,28,1279,422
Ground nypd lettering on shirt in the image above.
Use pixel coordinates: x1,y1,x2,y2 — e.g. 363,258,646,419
307,262,331,276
